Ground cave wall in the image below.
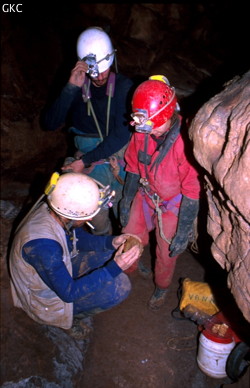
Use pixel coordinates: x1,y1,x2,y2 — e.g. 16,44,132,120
189,71,250,322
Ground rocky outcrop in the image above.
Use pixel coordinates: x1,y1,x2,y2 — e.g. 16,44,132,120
189,71,250,322
1,294,93,387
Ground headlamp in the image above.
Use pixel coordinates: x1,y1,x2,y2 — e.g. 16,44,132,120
130,87,177,134
81,49,117,79
98,185,115,209
130,110,154,134
81,53,99,78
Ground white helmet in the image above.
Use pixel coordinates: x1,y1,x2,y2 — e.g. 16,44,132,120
76,27,115,74
47,173,101,220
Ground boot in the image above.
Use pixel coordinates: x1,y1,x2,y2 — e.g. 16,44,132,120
68,316,93,340
148,287,168,311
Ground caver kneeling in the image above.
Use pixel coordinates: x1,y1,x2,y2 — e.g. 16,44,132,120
9,172,141,334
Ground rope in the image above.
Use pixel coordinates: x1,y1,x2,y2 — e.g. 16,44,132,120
87,100,104,141
151,194,172,244
166,334,196,351
83,82,103,140
83,78,113,140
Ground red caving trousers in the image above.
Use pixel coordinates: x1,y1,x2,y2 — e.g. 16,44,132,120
122,190,179,289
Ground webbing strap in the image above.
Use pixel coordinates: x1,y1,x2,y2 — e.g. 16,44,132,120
141,187,182,244
106,82,112,136
151,194,172,244
81,72,116,139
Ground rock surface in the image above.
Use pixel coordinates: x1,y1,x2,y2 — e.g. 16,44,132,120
189,71,250,322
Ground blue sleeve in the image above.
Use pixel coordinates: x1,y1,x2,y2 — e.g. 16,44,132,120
22,238,122,303
74,228,114,251
82,75,134,164
42,83,82,131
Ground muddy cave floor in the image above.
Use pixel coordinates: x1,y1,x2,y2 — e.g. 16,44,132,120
1,179,250,388
80,245,250,388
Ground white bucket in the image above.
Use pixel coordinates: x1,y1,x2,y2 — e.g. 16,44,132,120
197,330,235,378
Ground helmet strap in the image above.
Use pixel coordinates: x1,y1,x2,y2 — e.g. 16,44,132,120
96,49,117,65
148,88,176,122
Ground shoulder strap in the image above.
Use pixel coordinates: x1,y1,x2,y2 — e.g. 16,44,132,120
105,72,116,135
150,116,181,173
82,77,91,102
106,71,116,97
81,72,116,137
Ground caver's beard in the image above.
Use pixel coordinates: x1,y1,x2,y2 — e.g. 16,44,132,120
91,77,108,87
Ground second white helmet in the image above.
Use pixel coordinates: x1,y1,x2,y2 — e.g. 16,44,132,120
77,27,115,74
47,173,101,220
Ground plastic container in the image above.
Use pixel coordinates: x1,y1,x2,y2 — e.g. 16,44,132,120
197,328,236,378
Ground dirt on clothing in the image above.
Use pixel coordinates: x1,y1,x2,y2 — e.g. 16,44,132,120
1,194,249,388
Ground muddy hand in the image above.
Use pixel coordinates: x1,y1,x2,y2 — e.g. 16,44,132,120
112,233,141,250
61,159,85,173
114,244,141,271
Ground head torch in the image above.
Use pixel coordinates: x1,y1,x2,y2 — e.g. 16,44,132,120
98,185,115,209
130,110,154,134
81,50,117,79
82,53,99,78
130,88,177,134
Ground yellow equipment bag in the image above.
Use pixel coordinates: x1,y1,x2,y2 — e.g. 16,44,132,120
179,278,220,316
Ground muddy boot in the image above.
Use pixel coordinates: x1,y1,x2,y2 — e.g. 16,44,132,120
138,261,153,280
147,287,168,311
68,316,93,340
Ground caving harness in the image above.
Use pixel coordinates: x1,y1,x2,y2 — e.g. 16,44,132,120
138,117,182,244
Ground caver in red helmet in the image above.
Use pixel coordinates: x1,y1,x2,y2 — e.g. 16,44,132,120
131,75,178,133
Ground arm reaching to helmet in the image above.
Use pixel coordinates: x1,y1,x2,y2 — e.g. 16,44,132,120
69,60,89,87
41,61,89,132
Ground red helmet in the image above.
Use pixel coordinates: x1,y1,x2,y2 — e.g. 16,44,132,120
131,75,178,133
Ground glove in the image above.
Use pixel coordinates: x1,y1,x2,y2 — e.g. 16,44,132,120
119,172,140,227
169,195,199,257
